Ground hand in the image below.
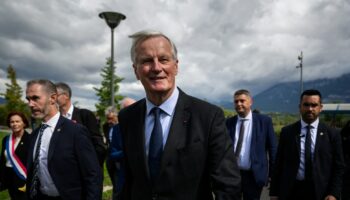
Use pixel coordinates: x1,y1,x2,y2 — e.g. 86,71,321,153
270,196,278,200
324,195,336,200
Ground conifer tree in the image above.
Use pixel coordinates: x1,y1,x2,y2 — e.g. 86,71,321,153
94,58,124,119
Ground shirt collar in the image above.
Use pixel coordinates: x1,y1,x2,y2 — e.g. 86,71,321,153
65,104,74,119
238,110,252,121
301,118,319,129
43,112,60,130
146,87,179,116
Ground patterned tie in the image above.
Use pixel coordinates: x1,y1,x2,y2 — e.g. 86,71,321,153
235,119,246,157
304,125,312,181
29,124,49,198
148,107,163,184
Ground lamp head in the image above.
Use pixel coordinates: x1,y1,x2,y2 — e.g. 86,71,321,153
99,11,126,29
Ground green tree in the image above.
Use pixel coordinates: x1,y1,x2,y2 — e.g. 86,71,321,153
94,58,124,119
0,65,30,125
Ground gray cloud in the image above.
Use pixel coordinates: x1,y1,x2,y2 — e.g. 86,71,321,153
1,0,349,110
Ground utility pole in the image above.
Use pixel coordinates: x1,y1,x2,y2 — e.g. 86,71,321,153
99,11,126,107
296,51,303,96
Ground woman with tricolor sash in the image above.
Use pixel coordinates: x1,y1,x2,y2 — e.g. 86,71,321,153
0,111,31,200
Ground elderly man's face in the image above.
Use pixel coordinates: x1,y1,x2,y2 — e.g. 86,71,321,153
106,113,117,126
133,36,178,101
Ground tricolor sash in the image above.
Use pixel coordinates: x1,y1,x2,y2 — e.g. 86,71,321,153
5,134,27,180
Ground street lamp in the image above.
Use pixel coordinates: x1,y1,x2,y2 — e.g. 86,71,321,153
99,11,126,107
296,51,303,96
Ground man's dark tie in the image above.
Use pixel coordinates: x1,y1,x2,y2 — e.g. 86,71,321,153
29,124,49,198
235,119,246,157
148,107,163,184
305,125,312,181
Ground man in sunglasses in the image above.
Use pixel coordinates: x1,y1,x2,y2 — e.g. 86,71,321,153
270,89,345,200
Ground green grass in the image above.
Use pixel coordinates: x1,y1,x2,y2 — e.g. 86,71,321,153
0,131,113,200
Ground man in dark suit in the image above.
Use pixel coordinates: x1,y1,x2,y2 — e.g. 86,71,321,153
270,89,345,200
26,79,102,200
109,97,136,200
118,30,241,200
55,82,107,166
226,89,277,200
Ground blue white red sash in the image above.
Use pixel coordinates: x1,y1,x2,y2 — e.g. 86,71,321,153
5,133,27,180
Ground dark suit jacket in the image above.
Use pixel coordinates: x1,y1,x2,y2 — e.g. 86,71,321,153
341,121,350,199
119,89,241,200
226,113,277,187
270,120,345,200
72,107,107,165
27,116,102,200
0,131,30,190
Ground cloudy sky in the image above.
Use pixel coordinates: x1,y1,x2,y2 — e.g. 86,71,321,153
0,0,349,111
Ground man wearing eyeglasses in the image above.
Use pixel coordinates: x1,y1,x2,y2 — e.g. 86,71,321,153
270,89,345,200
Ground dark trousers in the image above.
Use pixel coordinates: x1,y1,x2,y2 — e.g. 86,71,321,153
288,180,315,200
106,158,120,200
240,170,263,200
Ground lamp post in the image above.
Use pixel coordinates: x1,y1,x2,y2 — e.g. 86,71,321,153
99,11,126,107
296,51,303,96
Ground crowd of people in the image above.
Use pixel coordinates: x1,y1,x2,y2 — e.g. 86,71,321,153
0,30,349,200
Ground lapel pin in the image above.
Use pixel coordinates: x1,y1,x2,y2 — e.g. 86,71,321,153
57,128,61,132
320,132,324,136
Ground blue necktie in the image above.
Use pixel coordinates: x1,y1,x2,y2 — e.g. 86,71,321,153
148,107,163,183
30,124,49,198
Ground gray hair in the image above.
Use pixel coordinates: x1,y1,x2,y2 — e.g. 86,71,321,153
129,30,178,64
55,82,72,98
105,106,118,116
27,79,57,95
120,97,136,109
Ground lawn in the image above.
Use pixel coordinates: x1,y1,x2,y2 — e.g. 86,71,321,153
0,131,113,200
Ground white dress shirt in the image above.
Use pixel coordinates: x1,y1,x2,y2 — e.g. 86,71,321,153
234,111,253,170
145,87,179,157
296,118,319,180
33,112,60,196
62,104,74,120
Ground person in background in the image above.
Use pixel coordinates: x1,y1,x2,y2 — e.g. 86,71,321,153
270,89,345,200
103,106,118,145
226,89,277,200
55,82,107,166
109,97,136,200
341,120,350,200
118,30,241,200
26,79,102,200
0,112,31,200
103,106,119,199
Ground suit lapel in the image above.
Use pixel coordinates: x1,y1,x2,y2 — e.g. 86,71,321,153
161,92,190,169
230,116,238,144
294,121,302,156
250,113,258,154
47,116,64,162
314,122,327,158
132,100,150,178
71,107,81,123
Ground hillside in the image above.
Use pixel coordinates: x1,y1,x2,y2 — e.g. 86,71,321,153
218,73,350,113
253,73,350,113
